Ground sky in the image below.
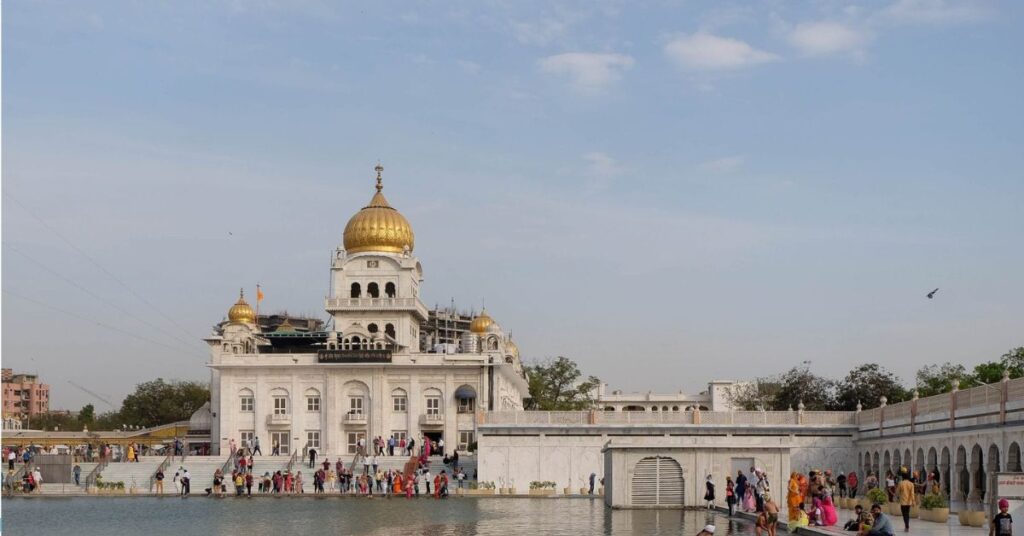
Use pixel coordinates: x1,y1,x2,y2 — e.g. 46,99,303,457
3,1,1022,411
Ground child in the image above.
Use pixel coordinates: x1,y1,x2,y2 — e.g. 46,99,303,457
992,498,1013,536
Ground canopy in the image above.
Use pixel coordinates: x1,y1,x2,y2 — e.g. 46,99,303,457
454,385,477,399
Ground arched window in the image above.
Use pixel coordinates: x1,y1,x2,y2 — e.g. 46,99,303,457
651,406,658,412
424,388,443,415
350,282,361,298
672,406,679,411
697,405,709,411
392,388,408,412
455,385,477,413
604,406,616,412
305,388,321,412
623,405,645,412
368,323,379,334
270,388,289,415
385,282,396,298
367,282,380,298
385,323,396,339
239,388,254,412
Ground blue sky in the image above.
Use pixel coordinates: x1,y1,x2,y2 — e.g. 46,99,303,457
3,1,1022,410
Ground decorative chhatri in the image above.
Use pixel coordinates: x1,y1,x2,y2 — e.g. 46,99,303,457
343,164,415,254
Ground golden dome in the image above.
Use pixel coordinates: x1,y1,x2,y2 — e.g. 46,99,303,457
343,165,415,254
275,318,296,333
505,339,520,358
470,309,495,334
227,289,256,324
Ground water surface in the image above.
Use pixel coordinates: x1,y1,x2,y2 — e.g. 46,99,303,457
4,497,752,536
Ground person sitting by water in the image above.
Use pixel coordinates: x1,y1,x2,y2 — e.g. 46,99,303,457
755,511,770,536
845,504,871,531
863,503,894,536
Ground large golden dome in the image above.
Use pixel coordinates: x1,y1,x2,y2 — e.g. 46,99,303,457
343,165,415,254
470,309,495,334
227,289,256,324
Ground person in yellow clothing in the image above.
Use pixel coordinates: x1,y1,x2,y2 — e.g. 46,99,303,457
788,473,803,523
126,444,135,463
896,476,916,532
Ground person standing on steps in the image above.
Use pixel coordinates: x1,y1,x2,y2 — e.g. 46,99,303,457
308,446,317,469
154,467,164,494
589,472,596,495
252,436,262,456
705,474,716,509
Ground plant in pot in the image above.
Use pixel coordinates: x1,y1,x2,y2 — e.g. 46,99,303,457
865,488,888,509
920,493,948,523
529,481,557,496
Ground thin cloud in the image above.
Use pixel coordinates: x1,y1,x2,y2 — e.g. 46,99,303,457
582,152,624,191
878,0,993,25
538,52,635,92
664,33,779,71
697,155,745,174
787,21,869,58
512,18,568,46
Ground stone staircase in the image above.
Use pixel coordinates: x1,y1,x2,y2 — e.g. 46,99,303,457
309,453,476,479
96,456,164,492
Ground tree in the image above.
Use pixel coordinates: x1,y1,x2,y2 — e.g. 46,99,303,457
118,378,209,428
725,380,779,411
771,363,836,411
915,362,972,397
78,404,96,425
1001,347,1024,377
834,363,909,410
524,356,600,410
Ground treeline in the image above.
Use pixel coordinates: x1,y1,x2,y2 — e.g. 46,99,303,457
728,347,1023,411
28,378,209,431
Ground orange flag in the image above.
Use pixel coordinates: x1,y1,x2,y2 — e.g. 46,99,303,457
256,286,264,302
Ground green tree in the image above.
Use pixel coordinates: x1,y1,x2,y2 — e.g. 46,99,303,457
725,380,779,410
1001,347,1024,377
524,356,600,410
78,404,96,425
834,363,909,410
118,378,209,427
915,362,972,397
771,363,836,411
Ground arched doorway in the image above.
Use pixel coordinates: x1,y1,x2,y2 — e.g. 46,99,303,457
631,456,685,507
1009,442,1022,472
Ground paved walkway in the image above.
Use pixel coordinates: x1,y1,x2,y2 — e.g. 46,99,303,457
722,508,988,536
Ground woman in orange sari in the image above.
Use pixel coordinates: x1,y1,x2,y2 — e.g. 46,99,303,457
393,472,403,494
787,473,803,523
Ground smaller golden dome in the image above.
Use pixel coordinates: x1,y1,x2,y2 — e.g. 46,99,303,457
227,289,256,324
275,318,296,333
505,339,520,358
470,309,495,334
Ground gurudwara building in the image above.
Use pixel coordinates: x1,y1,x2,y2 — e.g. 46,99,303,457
207,165,528,456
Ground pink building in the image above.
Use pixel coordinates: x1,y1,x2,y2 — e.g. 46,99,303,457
2,368,50,419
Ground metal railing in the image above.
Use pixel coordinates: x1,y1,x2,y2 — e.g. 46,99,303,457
84,456,110,491
149,452,173,493
285,449,300,475
4,465,28,495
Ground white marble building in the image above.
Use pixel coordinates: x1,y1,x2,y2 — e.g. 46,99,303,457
596,380,739,413
207,165,528,456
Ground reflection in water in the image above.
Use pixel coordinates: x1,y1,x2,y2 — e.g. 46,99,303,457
5,497,757,536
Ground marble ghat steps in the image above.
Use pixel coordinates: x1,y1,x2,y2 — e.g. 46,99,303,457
306,454,477,479
96,456,165,491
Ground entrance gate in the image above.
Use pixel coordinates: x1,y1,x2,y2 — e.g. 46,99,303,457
631,456,684,507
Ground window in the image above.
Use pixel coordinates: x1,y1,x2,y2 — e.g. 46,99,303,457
307,395,321,412
367,282,379,298
240,431,254,447
459,431,476,451
458,397,475,413
392,431,407,443
306,430,321,450
425,396,441,415
347,432,365,455
393,395,407,412
271,431,290,455
273,396,288,415
350,282,361,298
385,282,396,297
385,323,396,339
239,389,254,412
368,323,378,334
349,396,364,415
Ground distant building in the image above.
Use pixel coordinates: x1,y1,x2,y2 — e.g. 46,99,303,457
595,380,739,412
2,368,51,420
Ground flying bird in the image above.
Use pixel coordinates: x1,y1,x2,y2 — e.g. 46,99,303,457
926,288,939,299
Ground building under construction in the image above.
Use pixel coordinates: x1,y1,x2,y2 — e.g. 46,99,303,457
419,305,475,353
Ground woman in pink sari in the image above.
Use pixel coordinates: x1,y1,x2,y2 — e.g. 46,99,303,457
743,485,756,511
821,493,838,526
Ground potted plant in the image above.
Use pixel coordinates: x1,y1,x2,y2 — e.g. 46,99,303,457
866,488,887,509
529,481,556,496
920,493,948,523
474,481,496,495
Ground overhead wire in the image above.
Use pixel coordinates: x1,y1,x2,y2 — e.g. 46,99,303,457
3,289,209,361
3,192,200,342
4,240,206,352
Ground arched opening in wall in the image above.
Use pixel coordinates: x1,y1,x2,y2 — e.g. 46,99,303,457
385,282,396,298
651,406,659,412
884,451,892,475
351,336,362,349
927,447,938,475
368,323,379,334
672,406,679,411
916,448,925,477
697,405,709,411
631,456,684,507
872,452,879,476
367,282,380,298
623,406,645,412
350,283,361,298
940,447,951,498
970,444,984,498
863,452,870,475
662,406,669,411
893,450,901,474
985,444,1000,500
956,446,969,499
1009,442,1022,473
903,449,911,473
604,407,616,411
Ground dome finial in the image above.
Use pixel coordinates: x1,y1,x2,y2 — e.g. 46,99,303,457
375,163,384,193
